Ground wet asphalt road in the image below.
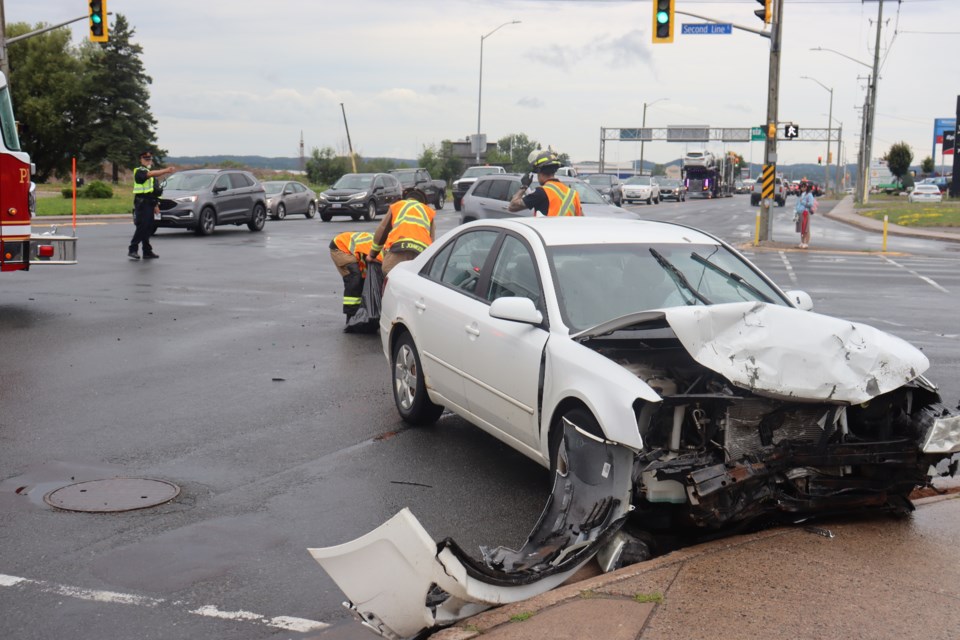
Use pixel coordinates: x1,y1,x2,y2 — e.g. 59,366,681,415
1,197,958,639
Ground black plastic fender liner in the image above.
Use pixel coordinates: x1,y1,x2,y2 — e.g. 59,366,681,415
438,416,635,587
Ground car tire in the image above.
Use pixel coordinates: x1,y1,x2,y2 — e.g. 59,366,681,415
247,203,266,231
435,191,445,210
195,207,216,235
655,195,660,204
350,212,361,221
392,332,444,426
320,211,332,222
646,195,652,205
305,201,317,219
276,203,286,220
453,197,462,212
364,200,377,222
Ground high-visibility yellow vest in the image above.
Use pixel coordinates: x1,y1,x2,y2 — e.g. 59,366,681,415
132,167,155,196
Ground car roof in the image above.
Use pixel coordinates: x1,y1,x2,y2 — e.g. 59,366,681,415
471,217,720,248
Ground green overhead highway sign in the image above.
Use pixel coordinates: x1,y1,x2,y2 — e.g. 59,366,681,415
751,127,766,141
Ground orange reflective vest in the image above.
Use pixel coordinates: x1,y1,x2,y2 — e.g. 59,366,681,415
334,231,379,275
541,181,582,217
384,200,435,254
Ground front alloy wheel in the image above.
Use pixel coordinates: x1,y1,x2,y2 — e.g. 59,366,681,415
276,203,286,220
392,332,443,425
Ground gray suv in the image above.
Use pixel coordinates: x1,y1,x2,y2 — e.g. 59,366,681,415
157,169,267,235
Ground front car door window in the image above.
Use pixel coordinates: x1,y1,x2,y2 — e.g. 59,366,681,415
438,230,499,296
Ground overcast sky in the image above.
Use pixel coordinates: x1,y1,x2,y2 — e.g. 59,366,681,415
5,0,956,168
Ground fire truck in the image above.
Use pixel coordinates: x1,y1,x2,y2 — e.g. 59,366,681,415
0,72,76,272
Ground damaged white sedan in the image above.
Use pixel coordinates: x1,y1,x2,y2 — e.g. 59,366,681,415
310,218,960,639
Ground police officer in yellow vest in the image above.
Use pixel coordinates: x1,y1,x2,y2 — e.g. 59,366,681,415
367,191,436,276
508,150,582,217
129,151,176,260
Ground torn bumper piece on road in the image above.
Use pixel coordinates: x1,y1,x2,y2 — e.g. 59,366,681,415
309,422,634,640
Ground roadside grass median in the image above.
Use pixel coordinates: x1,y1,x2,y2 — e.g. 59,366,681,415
855,194,960,228
35,182,134,216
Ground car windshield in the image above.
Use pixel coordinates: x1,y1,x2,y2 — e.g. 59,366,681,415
624,176,651,186
164,173,216,190
660,179,680,187
584,175,613,186
391,171,416,187
548,243,785,331
462,167,502,178
333,174,374,190
262,182,286,195
563,180,606,204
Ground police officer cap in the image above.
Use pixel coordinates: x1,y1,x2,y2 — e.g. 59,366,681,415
139,150,153,159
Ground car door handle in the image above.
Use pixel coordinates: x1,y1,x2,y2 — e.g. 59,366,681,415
414,300,426,311
464,324,480,336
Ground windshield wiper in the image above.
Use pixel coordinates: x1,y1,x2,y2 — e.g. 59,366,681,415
649,248,711,305
690,252,776,304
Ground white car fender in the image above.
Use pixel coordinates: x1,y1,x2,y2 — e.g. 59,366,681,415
541,335,660,452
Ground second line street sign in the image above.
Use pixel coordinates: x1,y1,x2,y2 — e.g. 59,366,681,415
681,23,733,35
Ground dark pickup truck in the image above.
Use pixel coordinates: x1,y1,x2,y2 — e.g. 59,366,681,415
388,168,447,210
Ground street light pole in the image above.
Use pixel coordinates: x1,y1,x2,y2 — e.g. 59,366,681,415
476,20,520,165
639,98,667,176
801,76,832,191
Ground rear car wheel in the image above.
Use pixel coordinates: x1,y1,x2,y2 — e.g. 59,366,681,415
435,191,446,210
320,211,332,222
646,195,652,205
392,332,443,426
453,197,462,212
350,212,362,221
305,201,317,219
247,203,266,231
364,200,377,222
195,208,216,235
276,203,286,220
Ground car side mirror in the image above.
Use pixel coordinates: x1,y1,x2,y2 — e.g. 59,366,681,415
213,186,226,194
784,289,814,311
489,297,543,325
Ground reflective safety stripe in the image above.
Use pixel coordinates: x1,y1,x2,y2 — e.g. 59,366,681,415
132,167,154,195
343,296,361,305
384,199,434,254
542,182,579,216
393,201,432,232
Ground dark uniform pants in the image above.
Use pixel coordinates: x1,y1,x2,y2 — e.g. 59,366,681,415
129,198,156,254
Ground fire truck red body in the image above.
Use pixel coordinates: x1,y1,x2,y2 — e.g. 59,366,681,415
0,71,76,272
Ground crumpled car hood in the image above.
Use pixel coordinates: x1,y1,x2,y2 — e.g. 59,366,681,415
576,301,929,405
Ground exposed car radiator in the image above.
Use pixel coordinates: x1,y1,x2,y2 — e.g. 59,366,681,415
724,399,835,461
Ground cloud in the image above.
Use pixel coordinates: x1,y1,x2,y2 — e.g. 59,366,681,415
517,97,544,109
588,30,652,67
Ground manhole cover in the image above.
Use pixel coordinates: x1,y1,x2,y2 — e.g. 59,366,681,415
43,478,180,513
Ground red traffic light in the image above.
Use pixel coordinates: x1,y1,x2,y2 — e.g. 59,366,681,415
817,156,822,165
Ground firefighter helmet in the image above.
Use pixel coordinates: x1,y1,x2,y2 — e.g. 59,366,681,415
531,151,561,172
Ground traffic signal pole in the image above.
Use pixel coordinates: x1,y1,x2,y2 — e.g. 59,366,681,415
759,0,783,242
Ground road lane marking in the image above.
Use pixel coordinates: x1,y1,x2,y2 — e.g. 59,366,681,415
0,573,328,633
778,251,798,286
882,257,949,293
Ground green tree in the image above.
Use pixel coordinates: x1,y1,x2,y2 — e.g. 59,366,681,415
305,146,350,185
359,157,399,173
416,141,462,184
489,133,539,172
883,142,913,184
7,22,85,182
79,14,163,183
921,156,935,175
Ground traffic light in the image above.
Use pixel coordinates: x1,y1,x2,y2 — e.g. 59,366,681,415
767,122,777,139
817,156,822,165
652,0,675,44
754,0,772,24
89,0,108,43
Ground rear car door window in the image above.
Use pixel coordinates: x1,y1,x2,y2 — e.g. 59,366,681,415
229,173,250,189
487,179,511,201
471,180,492,198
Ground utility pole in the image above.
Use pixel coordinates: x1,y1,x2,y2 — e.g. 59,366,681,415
340,103,357,173
861,0,884,205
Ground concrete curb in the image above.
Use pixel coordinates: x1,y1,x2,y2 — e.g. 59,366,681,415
822,195,960,244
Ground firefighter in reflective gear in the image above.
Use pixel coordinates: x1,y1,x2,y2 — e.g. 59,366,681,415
508,150,582,217
367,193,436,276
129,151,176,260
330,231,379,317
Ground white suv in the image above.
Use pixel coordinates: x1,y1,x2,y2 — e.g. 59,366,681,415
620,175,661,205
